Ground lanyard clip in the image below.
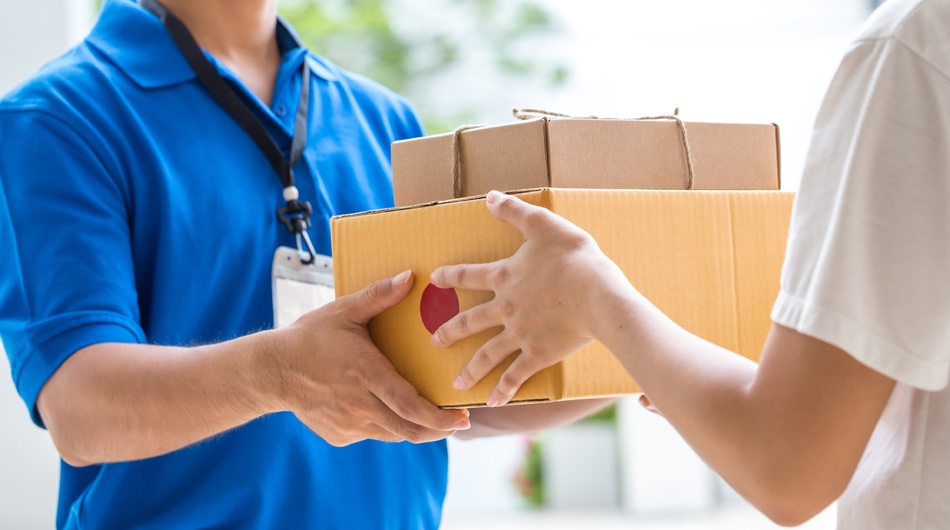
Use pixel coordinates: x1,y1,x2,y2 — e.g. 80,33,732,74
277,186,316,264
276,186,312,233
277,199,313,233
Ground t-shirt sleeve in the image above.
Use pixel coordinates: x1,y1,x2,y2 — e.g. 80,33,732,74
0,107,146,427
771,36,950,391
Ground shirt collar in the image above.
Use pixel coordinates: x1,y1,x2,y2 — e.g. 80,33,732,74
86,0,336,89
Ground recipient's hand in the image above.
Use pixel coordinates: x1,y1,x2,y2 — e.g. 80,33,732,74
430,191,632,407
268,271,470,446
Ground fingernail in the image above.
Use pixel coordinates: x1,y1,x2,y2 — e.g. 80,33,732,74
431,333,443,347
486,394,503,408
452,375,465,389
639,394,650,408
486,190,501,205
392,270,412,287
454,419,471,430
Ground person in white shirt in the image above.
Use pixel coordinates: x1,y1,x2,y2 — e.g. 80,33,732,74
427,0,950,527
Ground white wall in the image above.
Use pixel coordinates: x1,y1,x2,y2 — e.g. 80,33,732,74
0,0,94,93
0,0,95,527
0,354,60,530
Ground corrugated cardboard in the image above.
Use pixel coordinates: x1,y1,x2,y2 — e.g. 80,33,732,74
392,118,782,207
332,188,794,408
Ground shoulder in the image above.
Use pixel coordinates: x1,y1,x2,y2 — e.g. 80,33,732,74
854,0,950,78
1,41,123,131
307,52,425,141
0,41,134,191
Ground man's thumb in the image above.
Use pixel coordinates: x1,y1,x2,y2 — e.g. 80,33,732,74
348,270,414,325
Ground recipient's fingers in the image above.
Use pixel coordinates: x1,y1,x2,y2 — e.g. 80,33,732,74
453,332,521,391
486,346,561,407
431,301,502,347
366,361,470,432
430,262,501,291
485,190,556,240
639,394,663,416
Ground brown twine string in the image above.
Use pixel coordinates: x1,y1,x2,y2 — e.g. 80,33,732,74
511,107,695,190
452,124,484,198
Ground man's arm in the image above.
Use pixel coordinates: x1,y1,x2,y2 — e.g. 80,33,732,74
37,272,470,467
431,192,895,526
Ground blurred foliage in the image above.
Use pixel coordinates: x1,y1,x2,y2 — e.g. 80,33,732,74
279,0,568,133
583,402,617,423
513,436,545,507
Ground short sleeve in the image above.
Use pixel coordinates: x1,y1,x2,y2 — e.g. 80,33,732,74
772,35,950,391
0,107,146,427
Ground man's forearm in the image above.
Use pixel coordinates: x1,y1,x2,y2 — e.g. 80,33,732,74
37,331,282,467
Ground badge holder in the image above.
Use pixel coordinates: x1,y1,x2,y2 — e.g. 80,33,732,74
272,186,334,328
272,246,334,329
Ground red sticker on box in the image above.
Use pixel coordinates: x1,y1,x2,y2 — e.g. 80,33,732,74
420,283,460,334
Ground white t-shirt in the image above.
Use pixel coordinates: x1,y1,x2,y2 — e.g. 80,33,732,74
771,0,950,528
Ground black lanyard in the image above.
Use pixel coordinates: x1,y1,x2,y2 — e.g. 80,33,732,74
141,0,317,260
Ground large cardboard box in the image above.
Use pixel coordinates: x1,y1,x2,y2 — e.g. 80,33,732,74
393,118,781,207
332,188,794,408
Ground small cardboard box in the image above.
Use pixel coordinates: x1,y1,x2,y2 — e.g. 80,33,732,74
392,118,781,207
332,188,794,408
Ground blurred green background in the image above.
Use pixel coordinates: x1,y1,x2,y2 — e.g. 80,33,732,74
279,0,568,133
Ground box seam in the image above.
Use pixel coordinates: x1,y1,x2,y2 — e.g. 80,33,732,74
726,194,743,355
773,123,782,189
543,119,553,187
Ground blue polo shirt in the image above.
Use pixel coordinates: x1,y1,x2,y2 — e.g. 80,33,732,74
0,1,447,528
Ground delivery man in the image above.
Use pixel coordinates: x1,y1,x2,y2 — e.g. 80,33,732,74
0,0,607,528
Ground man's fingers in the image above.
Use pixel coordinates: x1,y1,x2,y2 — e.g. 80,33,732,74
431,302,501,348
348,270,414,325
368,399,456,444
486,346,559,407
485,190,554,240
366,363,470,432
430,262,500,291
453,332,520,391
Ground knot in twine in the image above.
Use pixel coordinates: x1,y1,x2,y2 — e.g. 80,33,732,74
451,108,695,198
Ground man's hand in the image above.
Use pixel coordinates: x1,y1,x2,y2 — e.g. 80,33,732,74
430,190,633,407
269,270,471,445
38,270,468,467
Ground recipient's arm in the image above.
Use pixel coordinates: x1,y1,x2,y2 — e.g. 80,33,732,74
461,398,615,439
38,273,468,467
596,308,894,525
431,191,895,526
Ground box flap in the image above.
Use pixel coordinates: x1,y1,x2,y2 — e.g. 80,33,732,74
546,120,780,191
392,120,551,207
683,122,780,190
392,133,456,207
546,120,691,189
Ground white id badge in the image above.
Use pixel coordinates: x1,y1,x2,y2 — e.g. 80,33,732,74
272,246,335,328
